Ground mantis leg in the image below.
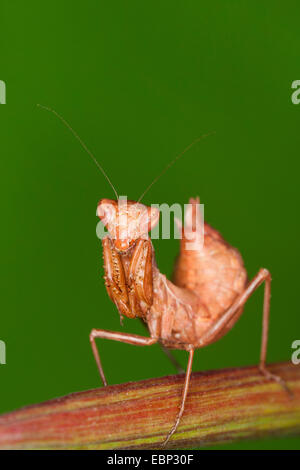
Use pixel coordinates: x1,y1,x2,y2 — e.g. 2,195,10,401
139,319,184,373
163,349,194,447
89,329,157,386
160,345,184,374
200,268,292,395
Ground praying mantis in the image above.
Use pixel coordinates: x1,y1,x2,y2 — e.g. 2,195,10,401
39,105,291,447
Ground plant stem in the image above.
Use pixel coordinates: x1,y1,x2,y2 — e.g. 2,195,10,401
0,361,299,449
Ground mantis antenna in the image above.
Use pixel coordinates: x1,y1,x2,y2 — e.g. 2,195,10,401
137,131,216,203
37,104,119,200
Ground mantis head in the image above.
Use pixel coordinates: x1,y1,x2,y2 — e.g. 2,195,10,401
97,199,160,252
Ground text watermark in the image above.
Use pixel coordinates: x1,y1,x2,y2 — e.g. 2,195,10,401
0,80,6,104
291,340,300,365
0,340,6,365
96,197,205,250
291,80,300,104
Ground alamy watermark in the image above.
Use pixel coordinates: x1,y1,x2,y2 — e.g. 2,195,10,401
96,196,205,251
291,340,300,365
291,80,300,104
0,340,6,365
0,80,6,104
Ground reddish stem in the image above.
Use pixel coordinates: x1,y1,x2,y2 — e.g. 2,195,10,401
0,361,299,449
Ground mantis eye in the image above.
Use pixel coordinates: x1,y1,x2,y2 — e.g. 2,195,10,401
97,200,116,226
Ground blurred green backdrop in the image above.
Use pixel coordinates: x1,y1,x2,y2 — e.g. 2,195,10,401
1,0,299,450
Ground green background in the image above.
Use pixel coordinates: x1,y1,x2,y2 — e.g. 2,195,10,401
1,0,299,450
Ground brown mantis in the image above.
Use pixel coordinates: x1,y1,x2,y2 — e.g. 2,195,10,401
39,105,291,447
